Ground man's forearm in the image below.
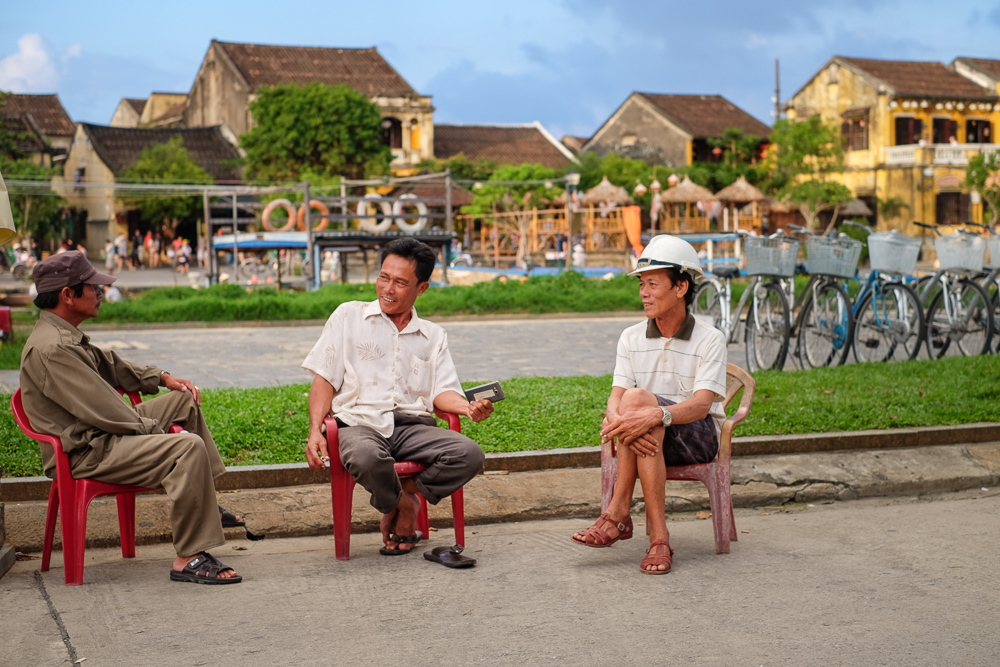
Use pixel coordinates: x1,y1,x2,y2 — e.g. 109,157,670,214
308,375,335,433
433,390,469,416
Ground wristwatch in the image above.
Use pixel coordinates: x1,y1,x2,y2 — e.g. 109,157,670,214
660,406,673,427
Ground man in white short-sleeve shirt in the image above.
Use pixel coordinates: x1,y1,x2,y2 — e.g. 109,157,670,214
303,238,494,556
572,235,727,574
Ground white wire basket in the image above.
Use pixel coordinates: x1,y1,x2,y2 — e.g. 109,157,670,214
986,235,1000,270
934,233,985,273
868,230,920,277
806,236,863,278
744,235,800,277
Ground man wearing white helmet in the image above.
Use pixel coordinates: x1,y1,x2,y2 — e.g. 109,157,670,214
572,235,727,574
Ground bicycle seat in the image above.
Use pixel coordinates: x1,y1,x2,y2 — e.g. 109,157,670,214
710,266,741,280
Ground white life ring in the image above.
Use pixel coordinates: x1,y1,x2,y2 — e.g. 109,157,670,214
391,194,428,232
296,200,330,231
261,198,297,231
357,195,393,232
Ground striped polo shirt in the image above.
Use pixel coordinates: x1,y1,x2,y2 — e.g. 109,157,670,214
612,313,728,434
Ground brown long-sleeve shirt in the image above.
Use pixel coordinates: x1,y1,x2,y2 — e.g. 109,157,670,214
20,310,165,476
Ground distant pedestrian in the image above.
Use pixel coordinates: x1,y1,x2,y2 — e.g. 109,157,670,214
114,233,127,272
104,239,116,274
150,232,161,268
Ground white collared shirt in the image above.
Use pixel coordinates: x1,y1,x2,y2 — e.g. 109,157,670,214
612,313,728,434
302,300,463,437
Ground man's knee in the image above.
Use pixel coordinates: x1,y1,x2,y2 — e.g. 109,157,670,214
337,429,391,473
442,434,485,472
619,387,658,411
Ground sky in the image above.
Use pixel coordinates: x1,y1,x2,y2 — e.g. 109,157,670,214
3,1,1000,140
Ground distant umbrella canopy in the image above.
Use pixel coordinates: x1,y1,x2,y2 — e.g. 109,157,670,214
581,176,633,206
714,176,766,204
659,176,717,204
839,198,874,217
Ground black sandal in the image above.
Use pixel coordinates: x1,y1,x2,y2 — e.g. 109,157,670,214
379,531,424,555
219,505,245,528
424,545,476,568
170,552,243,585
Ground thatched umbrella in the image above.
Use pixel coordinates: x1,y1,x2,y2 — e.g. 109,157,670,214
715,176,766,230
659,176,717,203
839,198,873,217
581,176,633,206
658,176,716,233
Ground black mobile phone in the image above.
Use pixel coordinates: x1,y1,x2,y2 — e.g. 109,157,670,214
464,381,505,403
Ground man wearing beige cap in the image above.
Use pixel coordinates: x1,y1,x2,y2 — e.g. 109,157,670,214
20,251,242,584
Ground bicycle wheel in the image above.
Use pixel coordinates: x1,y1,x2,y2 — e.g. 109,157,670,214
925,279,993,358
745,281,790,371
852,283,924,363
955,279,993,356
692,280,724,330
989,280,1000,354
798,281,853,368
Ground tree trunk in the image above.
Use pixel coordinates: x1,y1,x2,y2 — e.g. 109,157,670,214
515,210,531,270
822,204,842,236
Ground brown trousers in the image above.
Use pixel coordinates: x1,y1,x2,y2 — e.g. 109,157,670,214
70,390,226,558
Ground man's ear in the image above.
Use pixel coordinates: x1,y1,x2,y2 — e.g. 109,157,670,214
59,286,74,303
416,281,430,297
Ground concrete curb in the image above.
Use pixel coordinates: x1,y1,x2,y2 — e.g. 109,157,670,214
4,441,999,553
4,422,999,502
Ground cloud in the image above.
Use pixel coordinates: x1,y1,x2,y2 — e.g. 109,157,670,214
0,33,58,92
61,43,83,64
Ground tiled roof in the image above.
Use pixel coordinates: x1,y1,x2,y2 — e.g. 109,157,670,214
637,94,771,139
390,183,474,208
838,57,996,99
125,98,146,115
433,123,575,168
0,112,49,154
560,135,588,154
216,41,419,97
81,124,242,182
0,93,74,137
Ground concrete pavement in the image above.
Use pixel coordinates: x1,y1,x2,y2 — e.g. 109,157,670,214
3,489,998,665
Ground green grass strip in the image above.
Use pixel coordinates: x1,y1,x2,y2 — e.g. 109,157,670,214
2,354,998,478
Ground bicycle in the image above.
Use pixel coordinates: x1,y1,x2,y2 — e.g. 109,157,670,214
841,222,925,362
786,224,860,368
692,230,799,372
913,222,994,358
964,221,1000,354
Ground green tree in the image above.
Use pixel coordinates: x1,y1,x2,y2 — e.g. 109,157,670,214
965,152,1000,225
241,82,391,183
685,128,767,191
576,151,676,211
417,153,497,182
764,117,850,230
1,158,66,242
119,136,212,231
463,164,564,269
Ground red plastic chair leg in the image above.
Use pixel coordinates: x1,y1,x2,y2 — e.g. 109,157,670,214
62,489,92,586
330,466,356,561
116,493,138,558
451,489,465,547
416,493,430,537
704,472,731,555
41,483,59,572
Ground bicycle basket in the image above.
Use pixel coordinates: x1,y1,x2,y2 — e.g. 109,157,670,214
744,235,800,277
805,236,863,278
934,233,985,273
986,235,1000,270
868,230,920,277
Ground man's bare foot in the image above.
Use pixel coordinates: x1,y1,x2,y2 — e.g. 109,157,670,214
384,492,421,553
380,507,400,545
640,540,673,575
171,553,240,580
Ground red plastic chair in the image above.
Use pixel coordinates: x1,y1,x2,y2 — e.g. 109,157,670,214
11,388,180,585
327,410,466,560
600,363,755,554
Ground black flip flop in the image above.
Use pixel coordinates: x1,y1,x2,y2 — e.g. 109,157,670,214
379,531,424,555
170,552,243,585
424,545,476,568
219,505,245,528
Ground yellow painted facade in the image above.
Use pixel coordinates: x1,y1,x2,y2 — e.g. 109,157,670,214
785,59,1000,240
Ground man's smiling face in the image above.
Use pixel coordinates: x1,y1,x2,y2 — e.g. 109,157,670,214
375,254,428,318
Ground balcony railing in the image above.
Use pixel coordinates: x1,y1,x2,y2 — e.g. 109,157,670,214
884,143,1000,166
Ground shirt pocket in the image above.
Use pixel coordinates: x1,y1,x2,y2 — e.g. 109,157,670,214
403,355,433,399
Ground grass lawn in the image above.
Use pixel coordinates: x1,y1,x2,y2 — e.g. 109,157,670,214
2,354,998,478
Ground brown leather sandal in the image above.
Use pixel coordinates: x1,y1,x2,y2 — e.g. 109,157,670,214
640,540,674,575
571,513,634,548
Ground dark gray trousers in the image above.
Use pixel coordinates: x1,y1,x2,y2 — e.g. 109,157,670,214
336,414,485,514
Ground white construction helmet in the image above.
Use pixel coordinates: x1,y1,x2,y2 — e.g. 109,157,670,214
629,234,704,280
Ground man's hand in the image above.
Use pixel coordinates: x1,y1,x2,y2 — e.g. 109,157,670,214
601,406,663,456
161,372,200,406
305,428,330,470
465,399,494,423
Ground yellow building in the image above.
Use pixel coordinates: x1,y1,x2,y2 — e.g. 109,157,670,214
784,56,1000,243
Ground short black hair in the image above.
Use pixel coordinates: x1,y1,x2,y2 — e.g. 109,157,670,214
664,267,696,310
34,282,85,310
379,238,436,283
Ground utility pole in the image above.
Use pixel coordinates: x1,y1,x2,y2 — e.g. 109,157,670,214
774,59,781,121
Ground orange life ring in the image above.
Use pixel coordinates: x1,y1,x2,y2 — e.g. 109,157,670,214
261,199,297,231
297,200,330,231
